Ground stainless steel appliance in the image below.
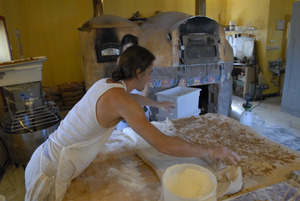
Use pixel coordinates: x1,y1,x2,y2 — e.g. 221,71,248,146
0,82,61,165
0,57,61,165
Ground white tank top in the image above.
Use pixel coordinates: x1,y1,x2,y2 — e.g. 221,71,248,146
48,78,126,162
27,78,127,200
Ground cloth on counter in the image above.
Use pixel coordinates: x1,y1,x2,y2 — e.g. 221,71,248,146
25,78,126,201
123,119,243,198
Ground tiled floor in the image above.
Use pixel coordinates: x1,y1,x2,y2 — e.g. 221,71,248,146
0,95,300,201
231,95,300,152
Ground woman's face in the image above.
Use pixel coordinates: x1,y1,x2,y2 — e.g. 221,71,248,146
138,63,153,91
144,64,153,82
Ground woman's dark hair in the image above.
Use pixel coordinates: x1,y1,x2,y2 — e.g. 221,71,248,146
120,34,138,53
111,45,155,81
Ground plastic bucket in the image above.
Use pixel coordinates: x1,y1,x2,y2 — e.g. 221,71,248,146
162,164,217,201
240,111,253,127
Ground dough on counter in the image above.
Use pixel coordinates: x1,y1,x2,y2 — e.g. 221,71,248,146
123,120,244,199
215,166,243,197
165,168,215,198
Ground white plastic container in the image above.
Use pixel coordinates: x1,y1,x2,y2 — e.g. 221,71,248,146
0,56,47,87
161,164,217,201
155,86,201,119
156,109,201,121
240,111,253,127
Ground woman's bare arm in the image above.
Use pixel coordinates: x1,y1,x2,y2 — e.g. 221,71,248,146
129,93,175,113
113,91,239,164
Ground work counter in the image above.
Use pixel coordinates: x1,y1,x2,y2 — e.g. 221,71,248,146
63,128,161,201
63,114,300,201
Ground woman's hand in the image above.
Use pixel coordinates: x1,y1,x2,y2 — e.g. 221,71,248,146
159,101,175,114
208,146,240,165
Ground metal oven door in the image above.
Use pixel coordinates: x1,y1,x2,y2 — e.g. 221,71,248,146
180,33,220,64
95,43,120,63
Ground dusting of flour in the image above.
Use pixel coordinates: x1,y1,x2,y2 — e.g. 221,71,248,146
118,159,146,192
165,168,215,198
98,130,148,192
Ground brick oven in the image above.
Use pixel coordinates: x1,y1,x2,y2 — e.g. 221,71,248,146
78,15,141,89
139,11,234,117
78,9,234,118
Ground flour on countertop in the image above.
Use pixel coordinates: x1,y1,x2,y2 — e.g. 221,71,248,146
92,129,136,163
94,129,150,192
118,159,146,192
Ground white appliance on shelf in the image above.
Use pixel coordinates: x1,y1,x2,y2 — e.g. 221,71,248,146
0,56,47,86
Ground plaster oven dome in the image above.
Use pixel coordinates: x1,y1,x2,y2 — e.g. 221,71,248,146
78,15,141,89
79,15,140,31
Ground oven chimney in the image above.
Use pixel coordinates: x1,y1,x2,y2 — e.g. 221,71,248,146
195,0,206,16
93,0,104,17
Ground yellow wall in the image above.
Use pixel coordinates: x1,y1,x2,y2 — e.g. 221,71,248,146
0,0,93,86
0,0,297,95
206,0,226,24
225,0,297,95
0,1,4,15
0,0,197,87
0,0,225,87
103,0,195,18
225,0,271,94
264,0,295,94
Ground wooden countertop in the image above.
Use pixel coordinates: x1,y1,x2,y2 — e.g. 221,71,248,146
63,115,300,201
63,130,162,201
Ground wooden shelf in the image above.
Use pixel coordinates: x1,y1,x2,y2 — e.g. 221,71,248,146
232,65,256,98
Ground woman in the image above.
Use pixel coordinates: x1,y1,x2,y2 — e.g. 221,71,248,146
25,45,239,201
116,34,150,129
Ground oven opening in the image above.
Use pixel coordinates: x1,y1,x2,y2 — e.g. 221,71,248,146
190,85,209,115
95,43,120,62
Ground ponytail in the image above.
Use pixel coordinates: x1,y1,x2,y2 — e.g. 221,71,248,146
111,68,124,81
111,45,155,81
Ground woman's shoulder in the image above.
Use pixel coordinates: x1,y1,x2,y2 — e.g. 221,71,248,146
90,78,124,89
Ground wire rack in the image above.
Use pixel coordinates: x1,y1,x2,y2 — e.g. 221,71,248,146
3,106,61,133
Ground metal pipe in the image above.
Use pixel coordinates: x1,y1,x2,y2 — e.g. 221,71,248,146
195,0,206,16
93,0,104,17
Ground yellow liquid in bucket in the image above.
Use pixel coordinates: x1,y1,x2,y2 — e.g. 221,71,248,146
162,164,217,201
165,168,214,198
